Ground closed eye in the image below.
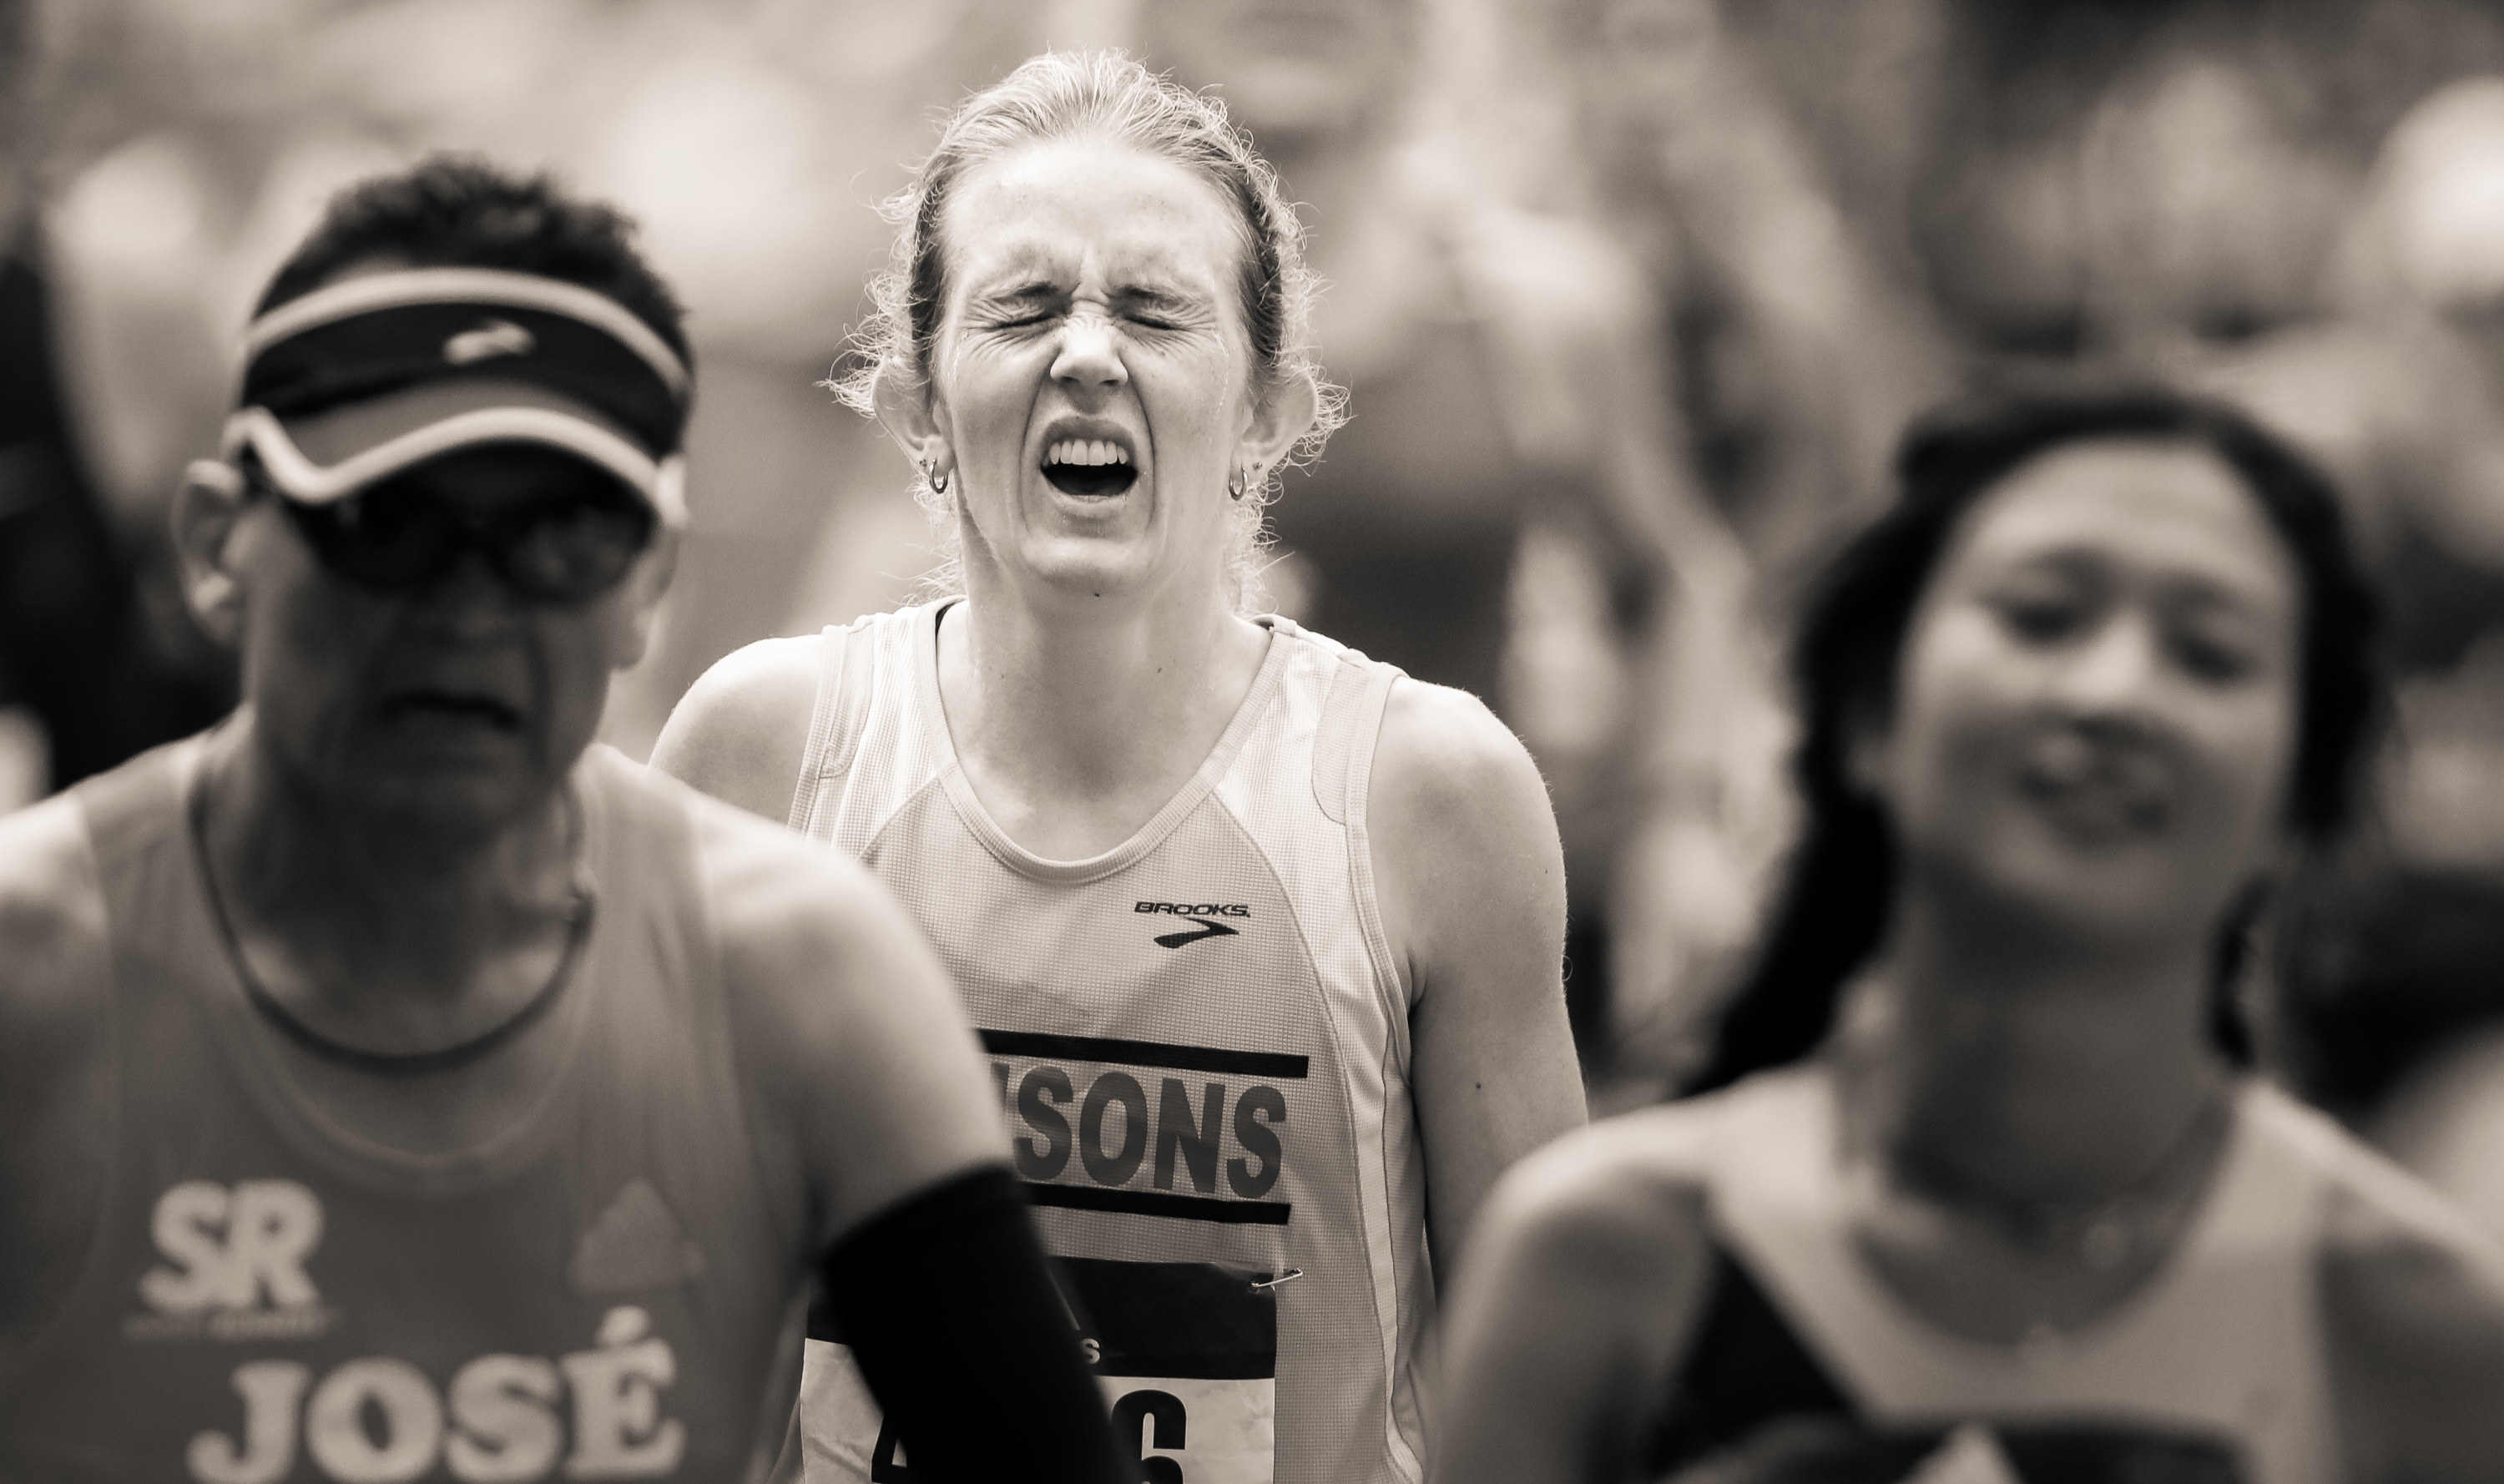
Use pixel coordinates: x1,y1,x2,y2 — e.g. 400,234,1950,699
2168,631,2257,683
1993,593,2090,645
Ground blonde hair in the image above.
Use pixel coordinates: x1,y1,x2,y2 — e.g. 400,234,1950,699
832,49,1345,608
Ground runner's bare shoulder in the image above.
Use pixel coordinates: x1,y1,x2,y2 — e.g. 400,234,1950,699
0,794,115,1350
0,793,111,1073
657,767,944,1023
2315,1116,2504,1477
649,633,825,823
648,766,1000,1238
1476,1098,1721,1296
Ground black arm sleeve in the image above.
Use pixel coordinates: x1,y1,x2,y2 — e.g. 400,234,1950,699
820,1163,1129,1483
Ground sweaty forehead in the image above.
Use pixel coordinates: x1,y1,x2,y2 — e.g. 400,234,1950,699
939,139,1245,299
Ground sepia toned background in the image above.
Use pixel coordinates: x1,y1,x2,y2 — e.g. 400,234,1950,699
8,0,2504,1227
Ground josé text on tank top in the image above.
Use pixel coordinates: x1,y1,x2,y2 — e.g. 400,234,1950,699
0,740,805,1484
1651,1067,2349,1484
784,600,1432,1484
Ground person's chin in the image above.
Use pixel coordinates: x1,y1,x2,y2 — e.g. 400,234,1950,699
1016,531,1163,596
346,733,553,830
1968,836,2199,942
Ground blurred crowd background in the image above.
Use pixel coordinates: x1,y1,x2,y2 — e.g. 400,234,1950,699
8,0,2504,1227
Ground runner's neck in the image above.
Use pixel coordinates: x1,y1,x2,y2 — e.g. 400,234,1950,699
935,593,1270,859
1841,888,2229,1216
196,722,584,1016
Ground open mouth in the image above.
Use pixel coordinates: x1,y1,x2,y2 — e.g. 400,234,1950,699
382,690,523,730
1041,438,1137,497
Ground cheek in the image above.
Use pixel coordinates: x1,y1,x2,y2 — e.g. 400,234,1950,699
240,575,378,727
1882,613,2024,812
2183,685,2301,840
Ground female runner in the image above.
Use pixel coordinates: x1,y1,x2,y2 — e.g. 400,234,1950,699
654,50,1586,1483
1437,387,2504,1483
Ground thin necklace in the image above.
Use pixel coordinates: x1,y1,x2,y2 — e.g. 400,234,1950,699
1886,1076,2235,1273
189,770,596,1078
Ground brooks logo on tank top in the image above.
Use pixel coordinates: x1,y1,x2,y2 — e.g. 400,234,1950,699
1654,1068,2346,1484
0,743,804,1483
785,600,1431,1484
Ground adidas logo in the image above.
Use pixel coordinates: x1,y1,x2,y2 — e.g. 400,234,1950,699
571,1179,705,1295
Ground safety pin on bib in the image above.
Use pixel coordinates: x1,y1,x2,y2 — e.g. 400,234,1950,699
1251,1269,1303,1290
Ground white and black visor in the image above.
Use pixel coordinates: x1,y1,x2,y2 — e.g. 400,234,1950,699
221,268,691,522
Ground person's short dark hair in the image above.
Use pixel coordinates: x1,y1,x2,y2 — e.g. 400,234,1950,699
255,154,691,366
1688,383,2386,1095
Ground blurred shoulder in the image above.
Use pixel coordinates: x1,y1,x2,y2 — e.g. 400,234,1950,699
649,632,829,823
0,795,112,1054
1479,1099,1724,1279
2292,1089,2504,1465
2314,1106,2504,1334
635,763,904,953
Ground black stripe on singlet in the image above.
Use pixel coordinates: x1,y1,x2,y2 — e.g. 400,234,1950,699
1023,1184,1292,1225
979,1029,1310,1080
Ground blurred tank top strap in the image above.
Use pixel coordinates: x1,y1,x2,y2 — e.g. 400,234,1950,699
1697,1068,2341,1484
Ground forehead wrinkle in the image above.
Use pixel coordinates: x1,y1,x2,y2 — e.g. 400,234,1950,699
940,139,1244,298
956,231,1225,303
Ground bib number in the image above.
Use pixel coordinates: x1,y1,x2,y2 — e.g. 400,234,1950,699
801,1259,1277,1484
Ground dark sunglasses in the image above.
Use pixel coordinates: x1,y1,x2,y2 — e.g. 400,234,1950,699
252,460,659,604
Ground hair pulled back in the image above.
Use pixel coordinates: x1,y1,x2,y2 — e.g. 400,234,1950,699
838,50,1344,603
1688,385,2384,1095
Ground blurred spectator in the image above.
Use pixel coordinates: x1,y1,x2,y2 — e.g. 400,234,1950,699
0,0,239,807
1129,0,1760,1068
1541,0,1952,596
2204,77,2504,1229
1906,0,2504,362
1478,0,1951,1085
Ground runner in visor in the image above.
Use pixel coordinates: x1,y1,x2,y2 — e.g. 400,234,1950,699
0,155,1124,1484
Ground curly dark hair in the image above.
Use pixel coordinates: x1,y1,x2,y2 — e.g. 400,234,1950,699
1688,384,2386,1094
255,154,690,366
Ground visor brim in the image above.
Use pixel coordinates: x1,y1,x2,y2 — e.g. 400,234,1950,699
220,379,686,525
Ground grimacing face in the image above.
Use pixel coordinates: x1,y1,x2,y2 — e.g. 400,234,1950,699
1855,440,2306,946
900,137,1305,610
203,445,664,835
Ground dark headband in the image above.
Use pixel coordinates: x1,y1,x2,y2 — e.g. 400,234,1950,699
239,268,690,456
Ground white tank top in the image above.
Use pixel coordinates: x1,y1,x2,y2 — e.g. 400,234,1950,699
785,600,1431,1484
1697,1068,2345,1484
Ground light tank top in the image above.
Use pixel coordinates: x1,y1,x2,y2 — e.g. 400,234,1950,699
0,741,805,1484
785,600,1431,1484
1668,1067,2345,1484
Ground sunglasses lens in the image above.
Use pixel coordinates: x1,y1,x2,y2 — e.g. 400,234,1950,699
494,496,655,602
285,496,462,590
280,473,656,603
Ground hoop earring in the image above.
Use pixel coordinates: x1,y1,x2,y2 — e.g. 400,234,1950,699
922,460,951,496
1230,462,1258,502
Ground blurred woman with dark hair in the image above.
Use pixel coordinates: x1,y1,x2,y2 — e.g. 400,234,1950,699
1436,386,2504,1484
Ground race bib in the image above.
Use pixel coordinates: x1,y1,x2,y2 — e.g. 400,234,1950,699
796,1259,1279,1484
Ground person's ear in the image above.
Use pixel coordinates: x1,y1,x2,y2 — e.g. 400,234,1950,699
171,461,251,648
1235,370,1320,488
872,361,954,494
